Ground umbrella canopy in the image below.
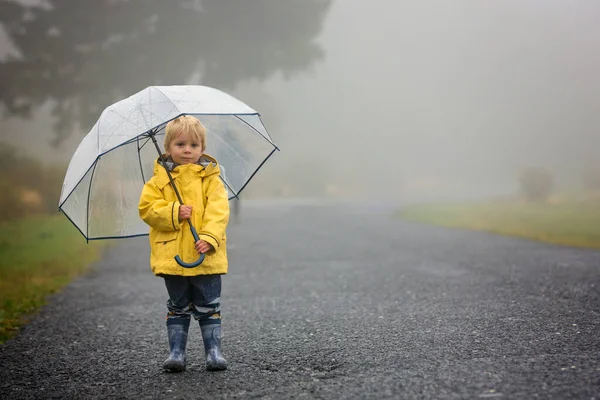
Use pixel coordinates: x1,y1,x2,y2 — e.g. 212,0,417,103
59,85,278,240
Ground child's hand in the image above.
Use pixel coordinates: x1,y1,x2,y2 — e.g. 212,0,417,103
179,205,193,221
195,239,214,254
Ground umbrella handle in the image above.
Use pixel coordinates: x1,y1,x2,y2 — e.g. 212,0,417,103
174,225,206,268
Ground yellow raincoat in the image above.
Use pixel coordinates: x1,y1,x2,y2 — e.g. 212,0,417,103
138,154,230,276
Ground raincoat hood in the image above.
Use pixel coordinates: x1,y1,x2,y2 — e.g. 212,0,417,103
152,153,222,189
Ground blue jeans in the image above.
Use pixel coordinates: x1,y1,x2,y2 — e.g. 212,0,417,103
163,275,222,326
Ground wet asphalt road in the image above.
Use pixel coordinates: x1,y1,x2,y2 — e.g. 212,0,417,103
1,200,599,399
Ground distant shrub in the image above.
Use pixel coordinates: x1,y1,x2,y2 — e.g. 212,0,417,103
518,167,554,202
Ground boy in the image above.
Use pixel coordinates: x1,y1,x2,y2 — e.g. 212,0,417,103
138,115,230,372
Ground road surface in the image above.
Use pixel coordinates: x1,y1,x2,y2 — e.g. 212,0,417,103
1,201,599,399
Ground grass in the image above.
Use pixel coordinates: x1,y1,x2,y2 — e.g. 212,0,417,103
400,199,600,249
0,214,105,344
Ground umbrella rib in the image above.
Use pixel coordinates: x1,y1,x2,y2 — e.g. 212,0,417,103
96,111,177,157
154,87,182,115
145,103,179,128
234,115,279,149
59,159,96,209
143,88,180,130
136,89,150,132
86,161,99,241
87,233,149,241
59,208,90,241
257,114,278,146
236,146,279,198
99,107,149,152
97,128,163,159
221,177,238,200
140,87,154,130
98,110,134,152
137,135,152,150
137,136,146,184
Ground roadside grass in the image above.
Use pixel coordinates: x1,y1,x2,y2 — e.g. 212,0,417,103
0,214,105,344
400,199,600,249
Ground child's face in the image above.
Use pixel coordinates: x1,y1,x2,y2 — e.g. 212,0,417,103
166,131,203,165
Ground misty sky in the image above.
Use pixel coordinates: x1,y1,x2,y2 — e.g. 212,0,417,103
2,0,599,202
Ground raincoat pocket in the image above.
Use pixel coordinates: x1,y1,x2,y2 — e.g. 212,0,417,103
153,230,180,260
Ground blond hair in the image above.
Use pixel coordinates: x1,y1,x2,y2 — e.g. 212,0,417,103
164,115,207,152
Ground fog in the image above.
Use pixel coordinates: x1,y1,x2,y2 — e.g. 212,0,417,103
1,0,599,203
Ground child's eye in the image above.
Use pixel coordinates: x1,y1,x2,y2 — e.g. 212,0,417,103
191,143,200,148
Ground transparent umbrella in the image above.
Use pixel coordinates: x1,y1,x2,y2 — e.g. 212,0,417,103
59,85,278,255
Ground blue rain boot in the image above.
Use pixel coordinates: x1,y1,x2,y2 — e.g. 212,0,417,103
200,323,227,371
163,318,190,372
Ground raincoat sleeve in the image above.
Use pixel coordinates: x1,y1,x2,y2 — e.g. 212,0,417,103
198,175,229,251
138,180,182,232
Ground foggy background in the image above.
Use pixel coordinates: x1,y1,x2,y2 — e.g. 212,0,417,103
1,0,599,204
